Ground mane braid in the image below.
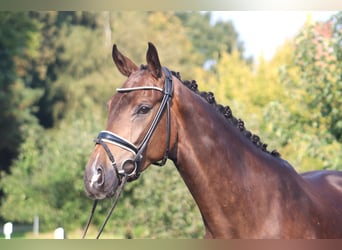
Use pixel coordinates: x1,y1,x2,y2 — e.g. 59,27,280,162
170,70,280,158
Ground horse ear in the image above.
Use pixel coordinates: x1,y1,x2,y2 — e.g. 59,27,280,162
112,44,138,77
146,42,162,78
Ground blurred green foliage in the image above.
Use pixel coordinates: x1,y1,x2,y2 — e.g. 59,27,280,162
0,11,341,238
0,12,42,169
262,13,342,171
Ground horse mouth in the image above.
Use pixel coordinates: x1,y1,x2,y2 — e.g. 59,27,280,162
84,182,117,200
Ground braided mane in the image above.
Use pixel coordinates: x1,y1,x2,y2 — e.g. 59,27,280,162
171,70,280,157
139,64,280,157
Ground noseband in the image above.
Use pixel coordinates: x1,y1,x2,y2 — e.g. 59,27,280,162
82,67,174,239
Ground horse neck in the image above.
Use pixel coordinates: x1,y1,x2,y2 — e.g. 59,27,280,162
169,80,301,237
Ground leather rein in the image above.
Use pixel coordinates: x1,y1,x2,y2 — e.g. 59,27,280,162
82,67,174,239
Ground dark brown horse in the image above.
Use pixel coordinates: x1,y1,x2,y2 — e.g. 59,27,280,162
84,42,342,238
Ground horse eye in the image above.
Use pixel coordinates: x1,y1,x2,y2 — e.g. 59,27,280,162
137,105,152,115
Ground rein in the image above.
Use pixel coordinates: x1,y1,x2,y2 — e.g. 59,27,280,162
82,174,127,239
82,67,174,239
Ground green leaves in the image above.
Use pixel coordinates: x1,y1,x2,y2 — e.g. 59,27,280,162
0,12,42,170
261,12,342,171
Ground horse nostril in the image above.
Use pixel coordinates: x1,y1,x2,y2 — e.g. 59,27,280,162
96,167,105,185
90,166,105,187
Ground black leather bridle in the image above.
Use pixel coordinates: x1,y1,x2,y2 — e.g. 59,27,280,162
82,67,174,239
95,66,173,182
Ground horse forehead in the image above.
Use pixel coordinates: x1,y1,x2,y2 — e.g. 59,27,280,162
122,70,151,87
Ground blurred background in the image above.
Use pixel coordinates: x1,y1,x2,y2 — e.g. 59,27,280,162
0,11,341,238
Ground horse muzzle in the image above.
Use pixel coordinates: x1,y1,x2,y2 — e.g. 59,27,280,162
84,158,118,200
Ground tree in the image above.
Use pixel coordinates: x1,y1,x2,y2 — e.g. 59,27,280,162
294,13,342,143
0,12,42,172
262,13,342,171
175,12,247,67
0,117,99,231
27,11,102,128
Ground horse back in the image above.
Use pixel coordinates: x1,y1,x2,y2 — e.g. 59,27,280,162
300,170,342,237
301,170,342,208
302,170,342,196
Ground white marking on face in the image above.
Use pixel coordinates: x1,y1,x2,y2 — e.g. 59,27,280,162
90,173,101,187
90,153,101,187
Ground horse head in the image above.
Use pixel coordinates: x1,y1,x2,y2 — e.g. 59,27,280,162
84,43,177,200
